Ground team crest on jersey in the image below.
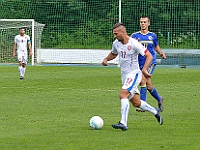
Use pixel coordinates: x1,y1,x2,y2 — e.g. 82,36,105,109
127,45,131,50
148,36,153,41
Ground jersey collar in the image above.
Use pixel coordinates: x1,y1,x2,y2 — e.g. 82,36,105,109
139,31,149,35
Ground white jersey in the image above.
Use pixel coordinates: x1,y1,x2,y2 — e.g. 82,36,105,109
14,34,31,53
111,37,148,75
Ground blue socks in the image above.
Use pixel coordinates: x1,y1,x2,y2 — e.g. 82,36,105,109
148,87,161,103
140,85,147,101
140,86,161,103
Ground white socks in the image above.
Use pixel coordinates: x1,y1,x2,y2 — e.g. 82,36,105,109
120,98,130,127
139,100,157,115
18,66,26,77
22,67,26,76
120,98,158,127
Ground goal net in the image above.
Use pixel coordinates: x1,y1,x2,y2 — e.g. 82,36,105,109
1,1,199,66
0,19,45,65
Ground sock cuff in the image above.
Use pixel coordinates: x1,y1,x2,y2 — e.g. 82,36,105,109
140,84,147,87
121,98,129,101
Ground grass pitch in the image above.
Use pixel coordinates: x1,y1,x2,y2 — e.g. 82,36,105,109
0,66,200,150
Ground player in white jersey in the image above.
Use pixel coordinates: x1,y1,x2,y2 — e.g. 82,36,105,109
102,23,163,131
13,27,32,79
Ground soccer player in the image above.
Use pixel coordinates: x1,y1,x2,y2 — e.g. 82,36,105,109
13,27,32,79
131,16,166,112
102,22,163,131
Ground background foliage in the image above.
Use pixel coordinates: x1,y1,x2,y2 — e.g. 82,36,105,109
0,0,199,49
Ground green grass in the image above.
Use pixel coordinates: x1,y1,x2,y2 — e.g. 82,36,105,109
0,66,200,150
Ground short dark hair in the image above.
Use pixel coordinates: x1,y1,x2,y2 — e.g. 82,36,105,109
140,16,150,22
112,22,124,30
19,26,26,31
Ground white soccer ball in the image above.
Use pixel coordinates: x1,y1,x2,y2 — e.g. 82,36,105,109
89,116,104,130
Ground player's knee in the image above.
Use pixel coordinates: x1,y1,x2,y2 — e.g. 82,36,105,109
132,101,140,107
147,84,153,91
140,79,146,85
130,94,140,107
119,89,129,99
130,100,140,107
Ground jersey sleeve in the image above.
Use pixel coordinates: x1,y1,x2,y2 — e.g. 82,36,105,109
27,35,31,43
153,33,159,46
133,39,148,56
111,40,118,55
131,33,137,39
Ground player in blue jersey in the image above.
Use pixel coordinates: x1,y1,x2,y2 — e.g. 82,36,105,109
131,16,166,112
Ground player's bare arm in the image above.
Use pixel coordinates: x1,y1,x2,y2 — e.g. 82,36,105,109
13,42,17,57
142,51,153,78
102,52,118,66
155,45,166,59
28,43,33,56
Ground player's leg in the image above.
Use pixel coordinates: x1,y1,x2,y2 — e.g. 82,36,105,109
111,72,140,131
130,94,163,125
146,64,164,111
128,70,163,125
18,61,24,79
18,53,24,79
139,64,148,102
136,64,148,112
21,55,28,79
111,89,129,131
140,75,147,101
136,75,147,112
136,64,153,112
147,78,160,102
147,79,164,110
21,63,26,78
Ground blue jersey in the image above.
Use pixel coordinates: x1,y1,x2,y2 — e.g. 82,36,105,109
131,31,159,69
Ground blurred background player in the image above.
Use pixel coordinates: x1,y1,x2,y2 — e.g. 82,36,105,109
131,16,166,112
102,22,163,131
13,27,32,79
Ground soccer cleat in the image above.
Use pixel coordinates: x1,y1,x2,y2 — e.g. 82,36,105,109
158,97,164,112
20,76,24,80
155,108,163,125
111,122,128,131
136,108,145,112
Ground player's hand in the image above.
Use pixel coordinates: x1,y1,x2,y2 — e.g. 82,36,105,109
161,53,166,59
142,69,151,78
102,58,108,66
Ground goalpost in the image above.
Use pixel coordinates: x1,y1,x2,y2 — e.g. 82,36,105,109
0,19,45,65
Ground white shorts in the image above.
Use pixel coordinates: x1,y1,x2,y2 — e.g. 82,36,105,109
17,50,28,64
122,71,142,96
